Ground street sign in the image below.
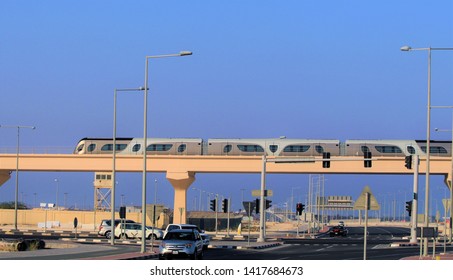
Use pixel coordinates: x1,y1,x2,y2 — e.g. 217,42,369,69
252,189,273,197
353,185,380,210
243,201,256,216
416,227,438,238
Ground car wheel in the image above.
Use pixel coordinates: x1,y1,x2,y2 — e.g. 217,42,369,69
105,231,111,239
147,234,157,240
190,249,197,260
121,233,127,240
198,249,204,260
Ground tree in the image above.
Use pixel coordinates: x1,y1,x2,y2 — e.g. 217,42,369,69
0,201,28,209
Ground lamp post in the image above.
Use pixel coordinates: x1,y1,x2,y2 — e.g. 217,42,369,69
0,125,35,230
291,187,301,219
193,187,203,211
401,45,453,256
150,178,158,252
111,87,145,245
141,51,192,253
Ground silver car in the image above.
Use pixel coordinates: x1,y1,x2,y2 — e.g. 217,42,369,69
164,224,210,249
159,229,204,260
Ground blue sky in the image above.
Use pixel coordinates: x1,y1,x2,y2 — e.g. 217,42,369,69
1,1,453,216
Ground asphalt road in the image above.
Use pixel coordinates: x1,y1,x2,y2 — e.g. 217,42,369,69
1,226,452,260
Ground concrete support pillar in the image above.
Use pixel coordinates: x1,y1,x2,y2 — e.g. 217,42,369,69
0,170,11,187
166,171,195,224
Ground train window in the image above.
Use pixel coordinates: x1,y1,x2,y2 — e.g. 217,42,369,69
132,144,141,152
101,144,127,151
283,145,310,153
407,146,416,154
223,145,232,153
87,144,96,152
375,146,402,153
421,146,448,154
237,145,264,152
101,144,113,151
178,144,186,153
269,145,278,153
117,144,127,151
315,145,324,154
146,144,173,152
361,146,370,153
76,144,84,152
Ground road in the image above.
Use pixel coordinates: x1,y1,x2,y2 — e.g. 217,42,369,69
0,226,451,260
205,226,452,260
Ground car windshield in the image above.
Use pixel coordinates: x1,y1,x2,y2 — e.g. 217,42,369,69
164,232,195,241
181,225,202,231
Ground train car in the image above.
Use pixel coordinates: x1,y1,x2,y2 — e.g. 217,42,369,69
121,138,203,155
74,137,203,155
74,138,133,154
344,139,452,157
206,138,341,156
343,140,418,157
414,140,452,157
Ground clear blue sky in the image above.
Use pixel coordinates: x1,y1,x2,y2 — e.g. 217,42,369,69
1,1,453,216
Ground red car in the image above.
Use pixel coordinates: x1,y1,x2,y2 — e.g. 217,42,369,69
330,226,347,237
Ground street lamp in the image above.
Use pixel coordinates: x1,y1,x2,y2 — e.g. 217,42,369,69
141,50,192,253
291,187,301,218
0,125,35,230
111,87,145,245
193,187,203,211
401,45,453,255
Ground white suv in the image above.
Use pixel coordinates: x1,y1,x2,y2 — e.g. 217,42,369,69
98,219,135,239
164,224,210,249
114,222,163,240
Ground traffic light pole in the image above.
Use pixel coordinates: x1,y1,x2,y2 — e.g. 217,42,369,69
227,197,231,237
410,155,419,244
215,195,218,235
257,155,267,243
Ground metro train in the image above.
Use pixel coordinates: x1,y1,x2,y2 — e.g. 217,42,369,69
73,137,452,157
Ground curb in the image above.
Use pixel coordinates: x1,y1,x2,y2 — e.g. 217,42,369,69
390,242,418,247
208,242,281,250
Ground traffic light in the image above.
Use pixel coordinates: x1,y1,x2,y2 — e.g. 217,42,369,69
265,199,272,209
119,206,126,219
405,200,412,216
222,198,228,213
296,203,302,215
210,199,216,212
322,152,331,168
255,198,260,214
404,155,412,169
364,151,372,168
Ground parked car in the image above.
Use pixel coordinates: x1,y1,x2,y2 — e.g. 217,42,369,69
98,219,135,239
159,229,204,260
330,226,347,237
164,224,210,249
114,222,163,240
